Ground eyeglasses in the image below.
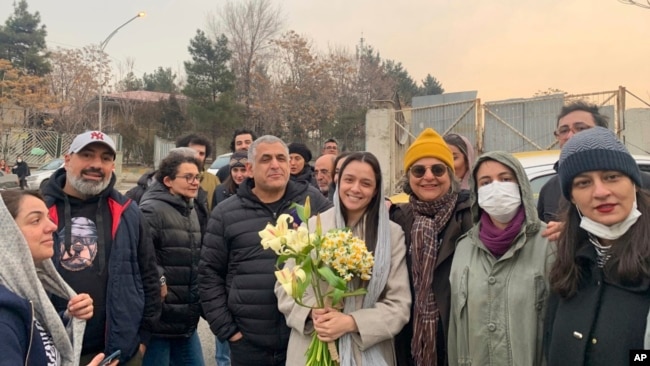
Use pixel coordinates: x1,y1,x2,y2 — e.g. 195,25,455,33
324,146,337,150
554,123,593,138
314,169,330,176
177,174,201,183
409,164,447,178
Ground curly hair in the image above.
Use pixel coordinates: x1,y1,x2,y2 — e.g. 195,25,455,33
155,154,201,184
176,134,213,158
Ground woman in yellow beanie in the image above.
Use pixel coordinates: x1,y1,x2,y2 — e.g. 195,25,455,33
390,128,473,366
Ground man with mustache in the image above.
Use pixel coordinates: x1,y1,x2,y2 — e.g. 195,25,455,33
42,131,161,365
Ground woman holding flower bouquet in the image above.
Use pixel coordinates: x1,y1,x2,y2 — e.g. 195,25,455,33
276,151,411,365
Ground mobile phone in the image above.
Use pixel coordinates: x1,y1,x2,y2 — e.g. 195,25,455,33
99,350,121,366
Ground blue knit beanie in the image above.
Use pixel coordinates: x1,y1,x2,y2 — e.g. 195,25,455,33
558,126,641,200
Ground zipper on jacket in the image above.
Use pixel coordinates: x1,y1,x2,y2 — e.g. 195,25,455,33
26,300,34,366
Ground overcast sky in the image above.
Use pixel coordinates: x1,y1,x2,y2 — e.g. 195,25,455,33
2,0,649,103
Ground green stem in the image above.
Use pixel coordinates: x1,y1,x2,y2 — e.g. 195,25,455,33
312,266,325,308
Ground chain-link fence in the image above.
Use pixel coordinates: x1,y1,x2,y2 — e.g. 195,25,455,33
0,128,121,168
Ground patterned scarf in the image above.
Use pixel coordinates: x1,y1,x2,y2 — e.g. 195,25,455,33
410,191,458,366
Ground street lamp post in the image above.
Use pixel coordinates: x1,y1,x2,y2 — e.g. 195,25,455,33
97,12,145,131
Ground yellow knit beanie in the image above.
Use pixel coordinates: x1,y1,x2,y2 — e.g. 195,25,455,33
404,128,455,173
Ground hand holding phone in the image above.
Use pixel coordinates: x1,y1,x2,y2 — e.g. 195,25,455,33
98,350,121,366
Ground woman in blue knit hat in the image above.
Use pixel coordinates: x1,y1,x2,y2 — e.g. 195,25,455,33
545,126,650,365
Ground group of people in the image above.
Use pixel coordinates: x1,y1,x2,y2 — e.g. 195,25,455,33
1,99,649,366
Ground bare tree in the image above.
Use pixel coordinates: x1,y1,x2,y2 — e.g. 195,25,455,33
209,0,284,129
45,46,109,132
618,0,650,8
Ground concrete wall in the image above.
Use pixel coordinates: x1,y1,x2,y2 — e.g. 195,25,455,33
623,108,650,155
365,109,395,196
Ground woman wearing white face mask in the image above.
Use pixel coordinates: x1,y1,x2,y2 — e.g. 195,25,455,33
545,127,650,366
448,151,554,366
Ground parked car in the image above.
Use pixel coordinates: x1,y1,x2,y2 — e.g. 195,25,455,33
206,152,233,176
26,158,64,190
390,150,650,203
0,171,20,190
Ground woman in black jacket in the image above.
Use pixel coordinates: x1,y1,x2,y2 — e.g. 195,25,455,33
546,127,650,365
213,151,248,207
139,154,204,366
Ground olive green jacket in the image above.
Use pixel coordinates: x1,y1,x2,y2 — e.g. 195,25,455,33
448,151,555,366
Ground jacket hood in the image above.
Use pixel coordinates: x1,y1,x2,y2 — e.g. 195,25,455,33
137,170,156,188
469,151,540,233
42,167,117,202
140,181,195,214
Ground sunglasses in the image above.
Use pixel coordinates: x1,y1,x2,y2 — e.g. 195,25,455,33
409,164,447,178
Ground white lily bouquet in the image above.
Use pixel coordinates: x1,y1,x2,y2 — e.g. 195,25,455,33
259,197,374,366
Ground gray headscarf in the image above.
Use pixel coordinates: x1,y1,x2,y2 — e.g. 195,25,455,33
0,196,85,365
333,181,392,366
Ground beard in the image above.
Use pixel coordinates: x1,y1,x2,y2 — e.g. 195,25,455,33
68,170,111,196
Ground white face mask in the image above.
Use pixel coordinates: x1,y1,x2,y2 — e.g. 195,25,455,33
478,181,522,224
16,159,22,163
578,199,642,241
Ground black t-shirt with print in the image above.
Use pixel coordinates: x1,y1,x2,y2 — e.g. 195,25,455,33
51,194,112,355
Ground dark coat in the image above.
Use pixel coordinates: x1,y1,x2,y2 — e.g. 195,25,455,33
290,164,318,187
43,169,161,363
140,182,202,338
544,243,650,366
213,181,236,207
124,170,156,204
390,191,473,366
11,161,30,179
199,178,332,351
0,285,51,365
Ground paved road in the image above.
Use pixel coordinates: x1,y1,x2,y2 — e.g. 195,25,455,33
198,319,217,365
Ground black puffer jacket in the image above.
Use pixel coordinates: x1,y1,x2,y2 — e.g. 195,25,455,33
140,182,202,338
199,179,332,350
124,170,156,204
213,181,236,207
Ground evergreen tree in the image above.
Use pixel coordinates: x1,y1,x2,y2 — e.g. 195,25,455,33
159,94,188,139
183,29,241,145
143,67,177,93
183,30,234,103
0,0,50,75
384,60,419,105
117,71,143,91
420,74,444,96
